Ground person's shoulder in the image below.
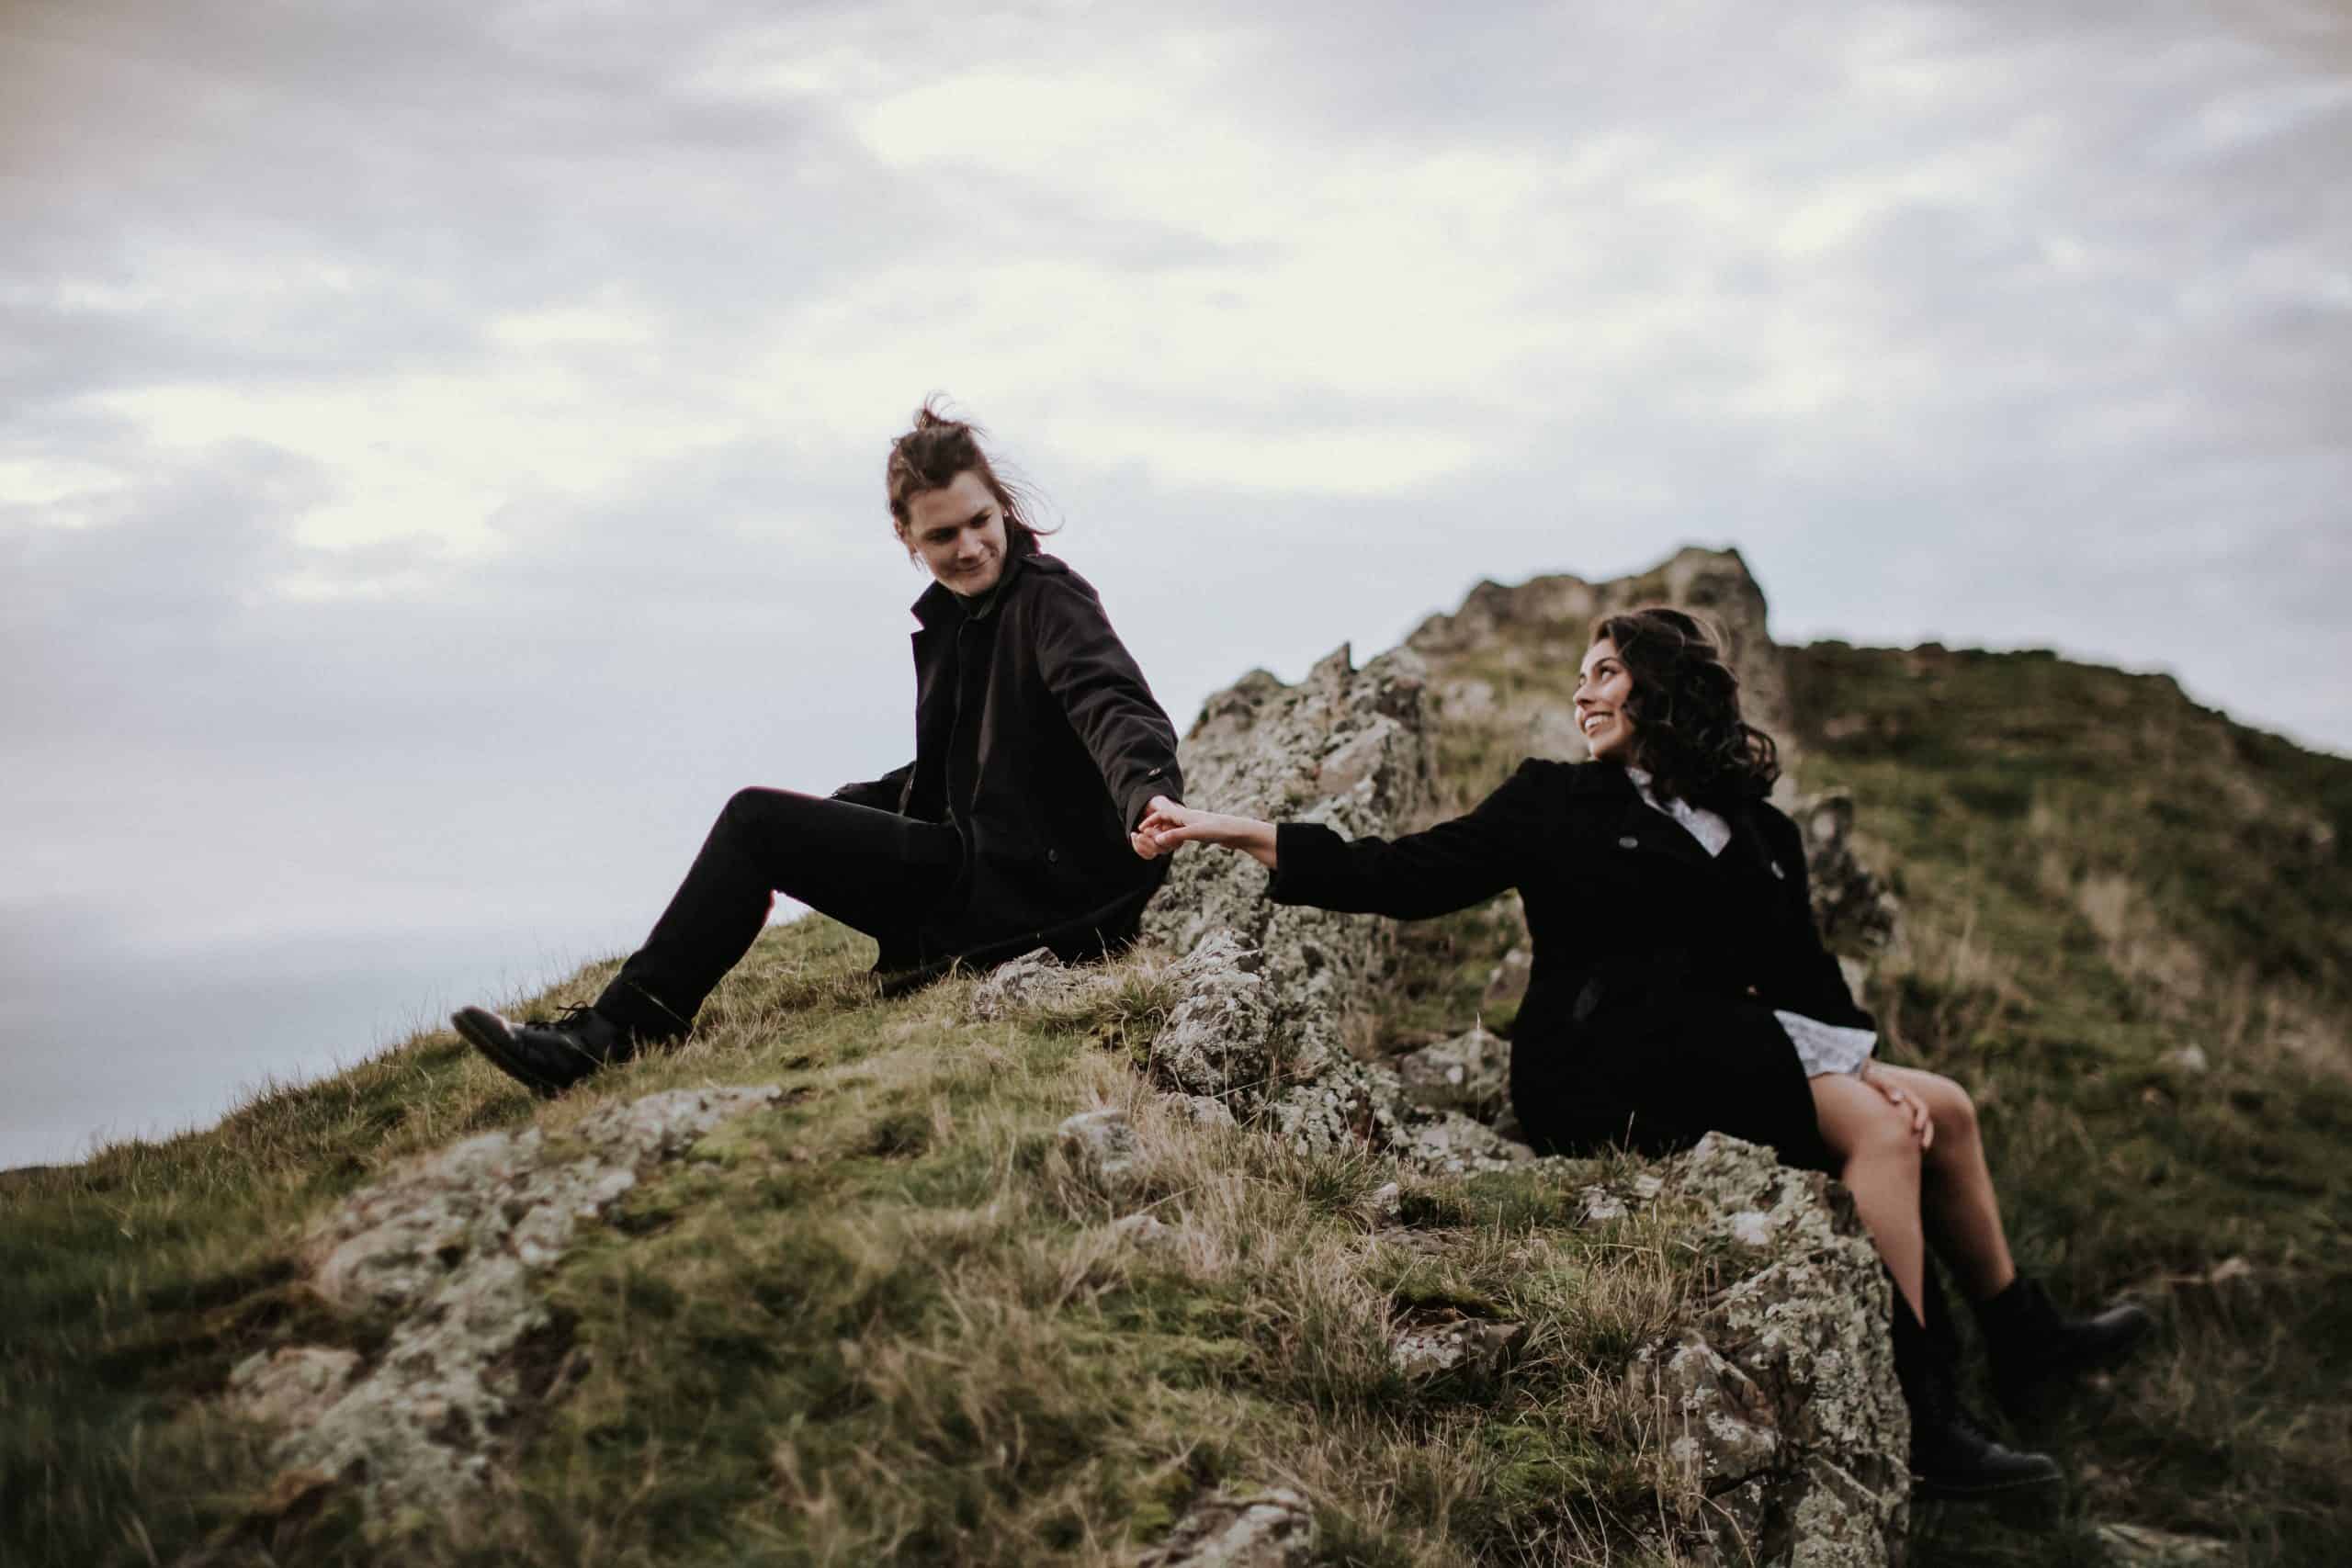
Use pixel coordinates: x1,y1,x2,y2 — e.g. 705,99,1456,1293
1010,549,1094,605
1479,757,1603,815
1555,758,1631,794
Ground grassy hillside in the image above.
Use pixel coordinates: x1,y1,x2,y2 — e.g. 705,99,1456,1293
3,920,1724,1567
6,633,2346,1567
1789,643,2352,1566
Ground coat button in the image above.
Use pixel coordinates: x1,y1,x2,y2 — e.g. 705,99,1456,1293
1770,861,1787,880
1617,835,1639,850
1047,849,1059,864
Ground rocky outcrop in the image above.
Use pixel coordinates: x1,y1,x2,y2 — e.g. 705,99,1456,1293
1629,1134,1910,1566
1141,643,1433,1071
1110,549,1913,1564
1792,789,1904,960
227,1086,783,1521
1392,1024,1511,1120
1408,546,1794,764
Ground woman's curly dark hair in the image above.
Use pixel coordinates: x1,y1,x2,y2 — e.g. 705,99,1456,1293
1589,606,1780,805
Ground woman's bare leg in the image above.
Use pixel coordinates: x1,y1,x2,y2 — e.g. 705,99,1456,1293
1871,1064,2017,1301
1810,1073,1928,1321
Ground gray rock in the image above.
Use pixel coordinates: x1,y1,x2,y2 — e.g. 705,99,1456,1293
244,1085,783,1522
1149,931,1281,1103
1388,1109,1531,1176
1639,1133,1910,1567
1632,1330,1781,1487
1405,547,1795,762
1792,789,1903,959
1136,1486,1316,1568
1177,1094,1238,1129
1393,1023,1511,1118
228,1346,360,1431
1059,1109,1145,1198
1143,644,1435,1106
1390,1318,1527,1380
969,947,1127,1021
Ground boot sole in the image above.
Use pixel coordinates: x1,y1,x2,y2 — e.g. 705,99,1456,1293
452,1008,572,1099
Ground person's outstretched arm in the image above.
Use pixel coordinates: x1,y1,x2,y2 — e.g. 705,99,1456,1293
1030,573,1184,843
1139,759,1552,919
829,761,914,813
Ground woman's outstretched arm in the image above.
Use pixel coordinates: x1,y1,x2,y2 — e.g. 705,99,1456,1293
1138,758,1554,919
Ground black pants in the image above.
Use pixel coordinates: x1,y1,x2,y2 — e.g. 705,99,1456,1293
595,788,961,1036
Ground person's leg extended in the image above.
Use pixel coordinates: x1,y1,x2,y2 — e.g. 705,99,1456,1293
597,787,960,1036
1809,1072,1928,1322
1871,1063,2153,1409
457,790,957,1094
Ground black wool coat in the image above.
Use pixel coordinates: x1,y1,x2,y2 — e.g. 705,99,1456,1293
1268,758,1871,1171
831,541,1183,979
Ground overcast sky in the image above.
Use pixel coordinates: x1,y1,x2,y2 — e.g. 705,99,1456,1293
4,0,2346,1168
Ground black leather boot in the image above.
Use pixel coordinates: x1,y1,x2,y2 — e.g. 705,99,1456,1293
453,1003,665,1097
1974,1274,2154,1416
1893,1292,2064,1502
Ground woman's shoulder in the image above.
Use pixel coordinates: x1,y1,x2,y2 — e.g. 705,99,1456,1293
1735,793,1805,850
1482,757,1628,816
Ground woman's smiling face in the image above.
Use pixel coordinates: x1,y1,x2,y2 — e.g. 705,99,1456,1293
1574,637,1635,761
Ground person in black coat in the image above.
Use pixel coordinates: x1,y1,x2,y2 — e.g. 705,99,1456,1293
455,401,1183,1095
1138,606,2150,1503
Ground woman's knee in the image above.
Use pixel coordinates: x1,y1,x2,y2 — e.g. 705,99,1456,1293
1914,1073,1980,1145
1849,1109,1923,1169
1815,1078,1919,1168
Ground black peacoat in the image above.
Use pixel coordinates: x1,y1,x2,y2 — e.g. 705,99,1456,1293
831,540,1183,979
1268,757,1871,1171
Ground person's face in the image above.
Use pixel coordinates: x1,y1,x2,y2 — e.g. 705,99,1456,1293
1575,637,1636,761
900,469,1010,595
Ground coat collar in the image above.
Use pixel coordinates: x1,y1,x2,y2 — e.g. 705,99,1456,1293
910,536,1040,629
1570,761,1778,876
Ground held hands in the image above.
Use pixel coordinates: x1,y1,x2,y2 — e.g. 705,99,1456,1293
1131,795,1281,868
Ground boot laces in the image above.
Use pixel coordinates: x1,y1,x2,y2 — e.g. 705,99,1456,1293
524,1002,599,1032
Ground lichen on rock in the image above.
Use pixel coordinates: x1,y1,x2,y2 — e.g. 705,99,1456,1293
1136,1486,1317,1568
228,1085,784,1523
1630,1133,1911,1567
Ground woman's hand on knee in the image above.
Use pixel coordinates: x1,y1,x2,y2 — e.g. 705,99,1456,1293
1860,1061,1932,1149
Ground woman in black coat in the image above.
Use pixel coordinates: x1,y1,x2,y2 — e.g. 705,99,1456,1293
455,401,1183,1095
1139,607,2149,1501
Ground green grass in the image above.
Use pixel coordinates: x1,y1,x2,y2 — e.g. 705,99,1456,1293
3,918,1723,1568
1787,643,2352,1567
13,631,2346,1566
